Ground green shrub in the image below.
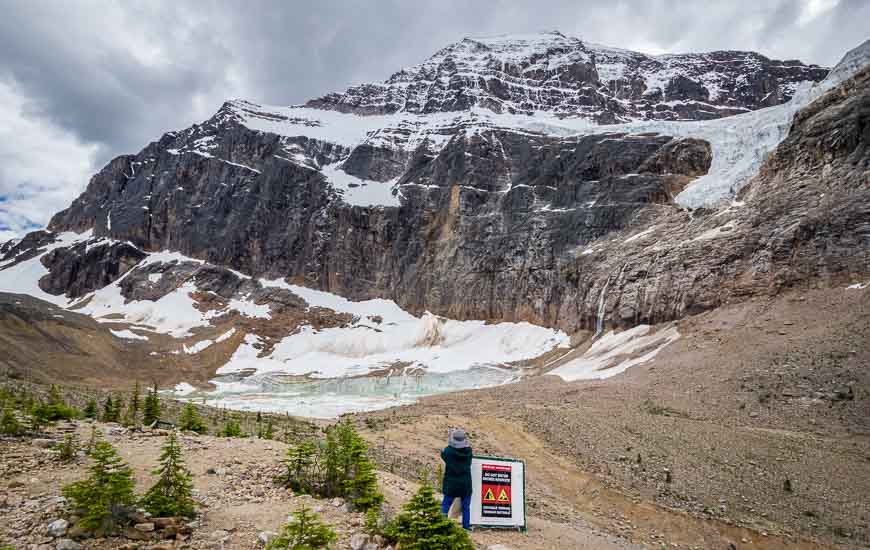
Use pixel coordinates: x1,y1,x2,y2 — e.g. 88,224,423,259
32,402,78,422
280,441,317,493
267,505,336,550
63,440,136,534
219,419,243,437
140,432,195,518
277,419,383,511
385,483,473,550
1,407,22,435
123,381,141,426
83,399,98,419
102,396,114,422
178,403,207,434
143,384,161,426
341,428,383,512
55,434,79,462
85,425,101,456
258,420,274,440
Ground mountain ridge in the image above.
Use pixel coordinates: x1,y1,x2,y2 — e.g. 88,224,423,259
305,30,828,122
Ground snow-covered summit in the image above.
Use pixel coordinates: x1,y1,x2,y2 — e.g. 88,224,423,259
305,30,828,122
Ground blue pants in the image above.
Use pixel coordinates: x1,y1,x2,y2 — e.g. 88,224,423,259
441,494,471,530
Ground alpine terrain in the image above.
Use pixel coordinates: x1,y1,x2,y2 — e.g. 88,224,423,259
1,31,868,550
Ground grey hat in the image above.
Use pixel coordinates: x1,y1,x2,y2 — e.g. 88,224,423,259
448,428,470,449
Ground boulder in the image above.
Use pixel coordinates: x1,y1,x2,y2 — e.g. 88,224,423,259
55,539,82,550
350,533,369,550
46,518,68,537
258,531,277,546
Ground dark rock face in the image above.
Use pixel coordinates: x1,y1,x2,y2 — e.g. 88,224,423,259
39,240,147,298
306,32,828,122
44,114,712,330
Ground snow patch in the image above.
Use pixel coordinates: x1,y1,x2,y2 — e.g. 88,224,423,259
110,329,149,341
551,325,680,381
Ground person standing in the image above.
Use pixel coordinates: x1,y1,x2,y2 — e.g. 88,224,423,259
441,428,473,530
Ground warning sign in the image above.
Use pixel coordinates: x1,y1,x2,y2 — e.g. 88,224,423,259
481,463,512,518
470,455,525,530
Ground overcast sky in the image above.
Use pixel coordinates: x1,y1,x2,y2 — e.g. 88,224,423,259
0,0,867,240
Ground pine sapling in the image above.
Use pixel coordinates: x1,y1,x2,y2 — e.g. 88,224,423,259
1,406,21,435
343,434,383,511
111,395,124,423
102,396,114,422
280,441,316,493
123,381,141,426
63,440,137,534
267,505,336,550
55,434,79,462
178,403,207,434
141,432,196,518
219,419,243,437
83,399,98,419
385,483,473,550
85,425,101,456
143,384,161,426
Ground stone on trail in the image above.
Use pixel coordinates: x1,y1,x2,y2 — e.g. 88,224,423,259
46,518,68,537
55,539,81,550
350,533,369,550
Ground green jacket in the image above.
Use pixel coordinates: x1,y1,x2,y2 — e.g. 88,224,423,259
441,446,473,497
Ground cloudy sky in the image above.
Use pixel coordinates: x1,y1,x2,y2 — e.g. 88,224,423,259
0,0,867,241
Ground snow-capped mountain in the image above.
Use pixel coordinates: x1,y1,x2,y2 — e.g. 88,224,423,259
1,33,868,412
307,31,827,122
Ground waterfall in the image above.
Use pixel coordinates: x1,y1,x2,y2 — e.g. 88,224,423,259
595,263,629,338
594,276,611,337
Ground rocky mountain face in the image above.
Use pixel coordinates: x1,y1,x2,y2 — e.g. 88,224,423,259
307,31,828,122
3,33,868,341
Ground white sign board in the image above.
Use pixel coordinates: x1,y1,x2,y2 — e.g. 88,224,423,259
469,456,526,530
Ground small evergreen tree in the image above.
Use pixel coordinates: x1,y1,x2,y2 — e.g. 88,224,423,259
257,419,274,439
178,403,207,434
48,384,63,405
83,399,98,419
140,432,196,518
55,434,78,462
267,505,336,550
218,419,243,437
363,506,386,537
385,483,474,550
85,425,101,456
280,441,316,493
123,382,141,426
143,384,160,426
110,395,124,423
318,426,346,497
63,440,136,534
28,406,45,433
102,396,114,422
32,388,78,422
1,406,21,435
342,430,383,511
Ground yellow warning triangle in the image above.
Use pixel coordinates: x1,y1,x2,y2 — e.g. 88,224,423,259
498,488,510,502
483,488,495,501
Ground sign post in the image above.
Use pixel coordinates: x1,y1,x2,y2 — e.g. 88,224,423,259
469,455,526,531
